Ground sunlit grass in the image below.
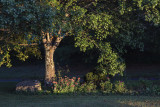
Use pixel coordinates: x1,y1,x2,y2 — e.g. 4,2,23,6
119,99,160,107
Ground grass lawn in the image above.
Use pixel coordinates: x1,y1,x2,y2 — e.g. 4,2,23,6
0,64,160,107
0,82,160,107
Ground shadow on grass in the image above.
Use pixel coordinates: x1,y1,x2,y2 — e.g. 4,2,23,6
1,82,160,107
0,82,135,107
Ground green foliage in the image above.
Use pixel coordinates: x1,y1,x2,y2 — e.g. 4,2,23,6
85,71,109,86
0,0,54,67
0,0,128,78
1,0,160,83
74,0,146,77
78,82,97,93
0,46,12,67
52,76,80,93
152,85,160,95
48,75,97,94
85,72,99,83
100,80,113,93
0,0,55,33
114,81,127,93
119,0,160,25
0,0,86,67
126,79,160,95
96,43,126,76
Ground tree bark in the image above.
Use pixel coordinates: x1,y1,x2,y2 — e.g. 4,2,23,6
42,32,63,83
45,48,55,83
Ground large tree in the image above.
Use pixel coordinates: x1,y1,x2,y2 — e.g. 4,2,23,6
0,0,88,82
1,0,159,83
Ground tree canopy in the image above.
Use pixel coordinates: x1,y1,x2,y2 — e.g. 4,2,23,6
0,0,160,79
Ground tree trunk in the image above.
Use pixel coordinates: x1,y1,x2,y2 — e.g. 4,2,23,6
45,47,55,83
42,31,63,83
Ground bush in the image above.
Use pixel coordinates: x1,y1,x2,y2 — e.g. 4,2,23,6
100,80,113,93
114,81,127,93
151,85,160,95
126,79,160,95
85,72,109,86
52,76,80,93
51,76,98,94
78,82,97,93
85,72,98,82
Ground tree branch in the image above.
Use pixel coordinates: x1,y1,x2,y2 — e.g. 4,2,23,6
84,1,96,8
5,41,38,46
18,43,38,46
46,32,51,42
51,37,63,51
0,29,9,32
41,31,47,49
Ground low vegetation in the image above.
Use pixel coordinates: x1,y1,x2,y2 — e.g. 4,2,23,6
14,75,159,96
0,82,160,107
